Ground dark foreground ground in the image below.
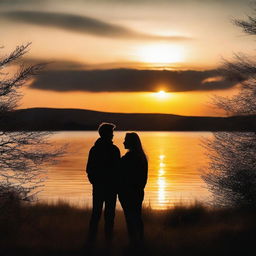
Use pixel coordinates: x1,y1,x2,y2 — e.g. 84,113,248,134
1,201,256,256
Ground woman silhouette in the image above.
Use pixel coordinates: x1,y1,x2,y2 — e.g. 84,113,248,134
119,132,148,245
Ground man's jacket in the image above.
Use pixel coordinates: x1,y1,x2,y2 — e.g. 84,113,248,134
86,138,120,186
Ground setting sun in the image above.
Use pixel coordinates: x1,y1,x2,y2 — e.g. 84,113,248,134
156,90,168,99
137,44,185,64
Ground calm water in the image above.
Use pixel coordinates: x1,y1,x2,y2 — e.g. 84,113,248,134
40,131,213,209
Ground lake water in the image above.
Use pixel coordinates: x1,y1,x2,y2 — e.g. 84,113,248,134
40,131,213,209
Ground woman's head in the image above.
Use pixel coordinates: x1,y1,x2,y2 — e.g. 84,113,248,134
124,132,143,152
124,132,148,165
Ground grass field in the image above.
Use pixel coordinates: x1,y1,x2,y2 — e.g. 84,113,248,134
1,200,256,256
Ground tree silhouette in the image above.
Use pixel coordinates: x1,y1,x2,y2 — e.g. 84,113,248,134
202,12,256,208
0,43,63,202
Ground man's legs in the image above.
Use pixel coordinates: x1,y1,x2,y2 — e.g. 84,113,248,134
104,190,117,242
88,186,104,242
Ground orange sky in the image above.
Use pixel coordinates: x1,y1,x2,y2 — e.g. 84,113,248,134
21,86,240,116
1,0,253,116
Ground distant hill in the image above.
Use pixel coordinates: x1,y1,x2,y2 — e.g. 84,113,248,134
1,108,255,131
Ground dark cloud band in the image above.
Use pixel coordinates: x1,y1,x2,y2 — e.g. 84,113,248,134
0,0,249,5
29,68,236,92
2,10,190,41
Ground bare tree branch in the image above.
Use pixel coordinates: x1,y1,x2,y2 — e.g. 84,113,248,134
0,44,65,203
203,11,256,208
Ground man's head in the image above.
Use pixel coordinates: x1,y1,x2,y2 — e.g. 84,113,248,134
98,122,116,140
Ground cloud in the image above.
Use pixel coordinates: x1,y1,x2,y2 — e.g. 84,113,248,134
2,10,190,41
0,0,249,5
22,58,88,70
29,68,237,92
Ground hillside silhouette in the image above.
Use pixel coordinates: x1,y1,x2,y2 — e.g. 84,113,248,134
1,108,255,131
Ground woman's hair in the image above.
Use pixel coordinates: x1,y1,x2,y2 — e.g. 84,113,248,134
125,132,147,159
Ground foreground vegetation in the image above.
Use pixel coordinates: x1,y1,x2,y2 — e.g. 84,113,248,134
1,201,256,256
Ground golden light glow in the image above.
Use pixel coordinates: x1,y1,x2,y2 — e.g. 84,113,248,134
155,90,169,100
137,44,185,64
21,88,233,117
159,168,165,176
159,154,165,160
158,154,167,206
160,162,165,168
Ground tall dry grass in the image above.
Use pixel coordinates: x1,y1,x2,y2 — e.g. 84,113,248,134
0,200,256,256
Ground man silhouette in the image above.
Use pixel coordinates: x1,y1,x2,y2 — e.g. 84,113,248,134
86,123,120,243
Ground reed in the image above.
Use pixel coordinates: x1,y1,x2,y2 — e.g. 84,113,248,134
0,200,255,256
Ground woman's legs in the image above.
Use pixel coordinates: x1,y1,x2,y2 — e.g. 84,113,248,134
119,191,135,243
119,189,144,245
133,190,144,243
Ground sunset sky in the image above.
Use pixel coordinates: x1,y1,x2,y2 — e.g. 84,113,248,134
1,0,254,116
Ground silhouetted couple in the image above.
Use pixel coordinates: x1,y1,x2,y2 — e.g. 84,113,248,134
86,122,148,246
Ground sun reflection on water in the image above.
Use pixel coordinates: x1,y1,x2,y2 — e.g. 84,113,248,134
158,168,165,176
159,154,165,160
157,154,168,207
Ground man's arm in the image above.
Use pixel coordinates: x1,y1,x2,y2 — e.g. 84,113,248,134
112,146,121,176
86,147,96,184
